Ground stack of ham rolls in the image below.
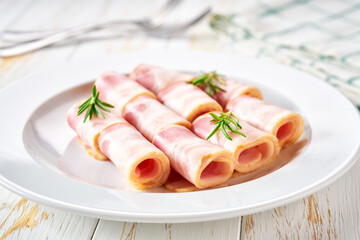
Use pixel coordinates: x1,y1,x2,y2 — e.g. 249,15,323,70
67,64,304,192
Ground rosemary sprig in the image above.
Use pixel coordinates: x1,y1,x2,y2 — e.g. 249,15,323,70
206,111,246,141
77,85,114,123
187,71,226,96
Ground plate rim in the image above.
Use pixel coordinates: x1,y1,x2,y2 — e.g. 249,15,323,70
1,50,359,223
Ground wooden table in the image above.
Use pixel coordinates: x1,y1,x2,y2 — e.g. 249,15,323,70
0,1,359,239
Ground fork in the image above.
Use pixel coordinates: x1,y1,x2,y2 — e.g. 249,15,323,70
0,4,211,57
1,0,181,43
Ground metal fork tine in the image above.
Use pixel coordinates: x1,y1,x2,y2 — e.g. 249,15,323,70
147,0,182,28
0,2,210,56
148,7,212,37
0,0,182,43
148,0,178,19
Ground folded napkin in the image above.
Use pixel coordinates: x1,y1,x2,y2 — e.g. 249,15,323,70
210,0,360,109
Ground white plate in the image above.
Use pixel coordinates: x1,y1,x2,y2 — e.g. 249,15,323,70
0,50,359,223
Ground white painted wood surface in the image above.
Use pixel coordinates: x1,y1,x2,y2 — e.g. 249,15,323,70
0,0,359,239
92,218,240,240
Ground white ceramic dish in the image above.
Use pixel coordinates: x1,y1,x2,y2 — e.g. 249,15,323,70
0,50,359,223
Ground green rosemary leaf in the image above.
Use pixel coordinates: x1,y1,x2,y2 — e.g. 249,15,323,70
223,119,231,125
216,75,226,85
224,122,245,136
220,122,232,140
88,107,94,120
188,75,207,85
187,71,227,96
92,85,96,97
79,97,92,109
190,79,204,86
224,122,234,131
83,108,91,123
234,130,246,137
209,112,222,120
94,104,105,118
206,124,221,140
228,117,242,130
207,111,245,141
230,111,239,121
78,84,114,123
97,101,111,112
98,99,114,108
77,103,90,115
213,85,226,92
206,84,214,96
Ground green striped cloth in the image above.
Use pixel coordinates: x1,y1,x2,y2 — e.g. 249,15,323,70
210,0,360,110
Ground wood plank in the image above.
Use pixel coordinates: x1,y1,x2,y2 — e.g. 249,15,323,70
240,158,360,240
92,218,241,240
0,187,98,240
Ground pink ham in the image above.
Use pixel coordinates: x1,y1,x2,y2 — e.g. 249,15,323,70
227,96,304,147
130,64,262,109
98,124,170,190
123,95,191,142
164,170,199,193
67,100,126,160
67,101,170,190
211,78,263,108
158,82,223,122
152,125,233,188
192,112,280,173
130,63,194,94
95,71,156,116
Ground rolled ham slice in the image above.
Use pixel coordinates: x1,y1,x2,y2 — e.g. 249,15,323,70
67,101,170,190
123,95,191,142
130,63,194,94
192,112,280,173
227,96,304,147
98,124,170,190
164,170,199,193
95,71,156,116
158,82,223,122
211,79,263,108
130,64,262,109
152,125,233,188
67,101,126,160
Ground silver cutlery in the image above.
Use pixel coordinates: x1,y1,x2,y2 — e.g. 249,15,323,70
1,0,181,43
0,1,211,57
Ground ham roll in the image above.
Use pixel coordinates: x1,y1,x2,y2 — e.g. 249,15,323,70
211,79,263,108
67,101,126,160
158,82,223,122
164,170,199,193
192,113,280,173
227,96,304,147
95,71,156,116
123,95,191,142
98,124,170,190
67,101,170,190
130,63,194,94
152,125,233,189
